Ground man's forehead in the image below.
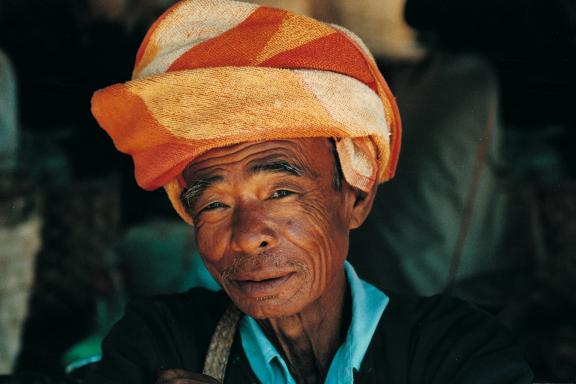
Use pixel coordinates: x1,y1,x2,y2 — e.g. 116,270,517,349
182,138,330,181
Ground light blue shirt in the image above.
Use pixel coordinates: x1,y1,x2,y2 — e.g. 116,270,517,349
239,261,389,384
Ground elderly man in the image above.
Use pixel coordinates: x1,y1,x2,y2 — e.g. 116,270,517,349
86,0,532,383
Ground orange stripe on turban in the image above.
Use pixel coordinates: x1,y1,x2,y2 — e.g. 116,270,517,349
91,0,401,224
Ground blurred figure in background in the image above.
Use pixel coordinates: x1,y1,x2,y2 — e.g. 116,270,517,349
0,49,42,376
0,50,18,174
399,0,576,380
0,1,177,379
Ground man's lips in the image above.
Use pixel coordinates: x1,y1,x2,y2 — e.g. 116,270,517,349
231,271,295,297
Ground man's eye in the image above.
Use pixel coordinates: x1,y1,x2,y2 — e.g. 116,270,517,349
201,201,227,212
269,190,294,199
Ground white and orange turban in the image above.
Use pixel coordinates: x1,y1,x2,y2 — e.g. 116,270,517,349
91,0,401,224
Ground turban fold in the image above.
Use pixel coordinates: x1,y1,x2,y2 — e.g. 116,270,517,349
91,0,401,224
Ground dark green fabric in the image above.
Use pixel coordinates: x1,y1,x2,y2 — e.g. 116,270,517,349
86,288,532,384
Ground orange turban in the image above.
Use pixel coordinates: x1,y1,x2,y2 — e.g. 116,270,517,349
91,0,401,224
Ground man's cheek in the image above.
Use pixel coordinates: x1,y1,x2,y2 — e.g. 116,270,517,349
286,209,333,244
195,227,228,263
202,260,226,288
281,221,326,279
197,243,229,287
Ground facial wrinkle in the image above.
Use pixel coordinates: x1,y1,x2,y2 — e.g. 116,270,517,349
249,160,303,177
299,189,342,292
245,148,316,180
188,140,314,177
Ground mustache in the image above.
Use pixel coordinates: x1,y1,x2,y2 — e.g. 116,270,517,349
220,251,294,282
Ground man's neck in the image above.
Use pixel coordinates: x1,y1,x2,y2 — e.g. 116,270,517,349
257,270,349,384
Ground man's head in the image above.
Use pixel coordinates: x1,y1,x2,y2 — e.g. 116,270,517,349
90,0,401,316
180,138,376,318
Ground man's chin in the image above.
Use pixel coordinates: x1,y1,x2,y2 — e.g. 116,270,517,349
223,281,308,319
233,295,306,319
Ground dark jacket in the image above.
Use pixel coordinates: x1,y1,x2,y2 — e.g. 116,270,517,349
86,288,533,383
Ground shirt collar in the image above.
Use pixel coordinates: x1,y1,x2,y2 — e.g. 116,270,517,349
239,261,389,384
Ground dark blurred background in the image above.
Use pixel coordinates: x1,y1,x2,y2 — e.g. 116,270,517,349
0,0,574,382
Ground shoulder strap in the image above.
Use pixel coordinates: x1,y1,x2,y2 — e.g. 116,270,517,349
202,304,242,383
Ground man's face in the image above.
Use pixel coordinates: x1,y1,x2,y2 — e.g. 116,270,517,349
182,138,358,319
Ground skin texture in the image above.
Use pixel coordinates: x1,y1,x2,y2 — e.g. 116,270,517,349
177,138,377,383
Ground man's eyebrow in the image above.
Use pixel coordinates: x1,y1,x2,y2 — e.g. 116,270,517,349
249,160,305,177
180,175,223,209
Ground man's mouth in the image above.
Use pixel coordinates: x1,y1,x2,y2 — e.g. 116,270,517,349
232,272,295,297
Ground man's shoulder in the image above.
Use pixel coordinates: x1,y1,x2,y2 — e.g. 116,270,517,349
142,287,228,309
125,287,229,328
364,292,533,383
88,288,229,383
380,291,510,342
384,291,492,324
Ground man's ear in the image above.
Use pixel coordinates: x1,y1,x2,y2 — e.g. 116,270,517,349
348,182,378,230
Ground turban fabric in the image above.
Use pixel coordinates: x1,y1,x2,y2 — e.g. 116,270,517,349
91,0,401,224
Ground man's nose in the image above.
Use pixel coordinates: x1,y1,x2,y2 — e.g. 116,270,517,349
230,204,278,255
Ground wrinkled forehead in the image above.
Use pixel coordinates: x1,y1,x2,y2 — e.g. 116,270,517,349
182,138,334,183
